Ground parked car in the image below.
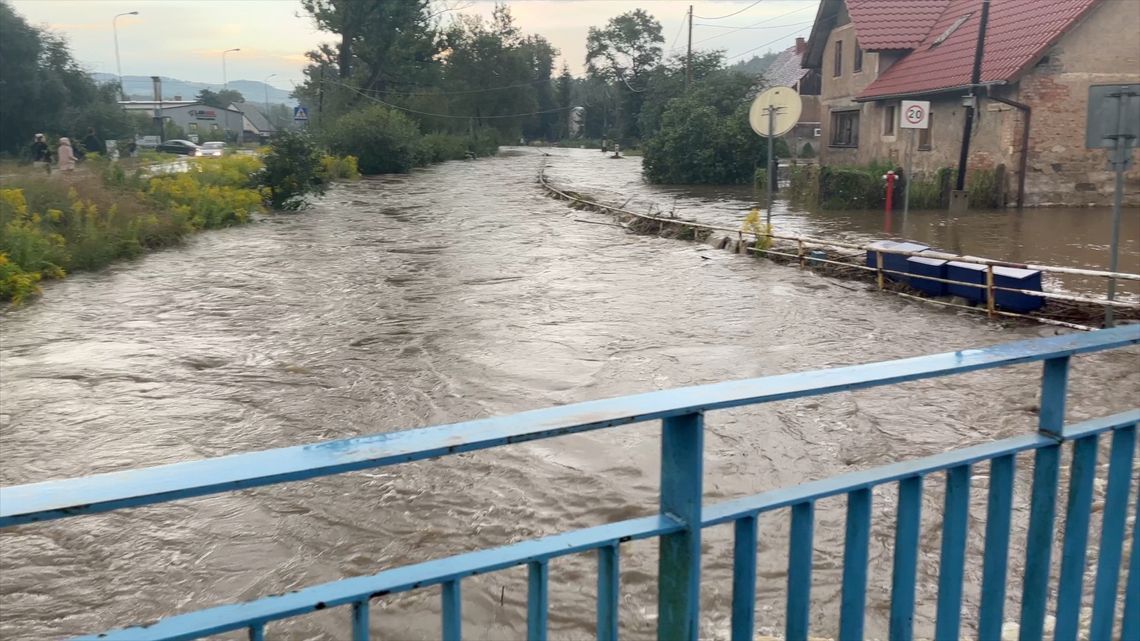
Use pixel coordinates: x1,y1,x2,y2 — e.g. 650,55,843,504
157,139,203,156
198,141,226,157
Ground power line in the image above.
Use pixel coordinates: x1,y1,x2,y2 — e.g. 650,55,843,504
361,77,554,97
724,25,811,61
690,4,816,46
693,20,814,46
694,0,763,20
667,8,689,52
694,19,814,29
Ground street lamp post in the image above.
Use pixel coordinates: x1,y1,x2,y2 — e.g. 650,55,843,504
264,73,276,129
112,11,139,101
222,48,240,90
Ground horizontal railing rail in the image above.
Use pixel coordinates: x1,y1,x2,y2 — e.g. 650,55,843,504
2,325,1139,641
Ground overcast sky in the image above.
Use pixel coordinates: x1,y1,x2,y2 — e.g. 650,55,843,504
10,0,820,91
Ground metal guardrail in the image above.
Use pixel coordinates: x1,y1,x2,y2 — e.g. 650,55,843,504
2,327,1139,640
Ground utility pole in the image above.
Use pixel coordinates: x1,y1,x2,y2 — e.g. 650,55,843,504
686,5,693,90
112,11,139,101
951,0,990,211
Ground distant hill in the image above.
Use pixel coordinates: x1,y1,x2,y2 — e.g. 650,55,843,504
730,51,780,77
91,73,296,105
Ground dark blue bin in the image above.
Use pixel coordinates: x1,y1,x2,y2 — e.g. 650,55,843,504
947,260,988,303
867,241,929,282
994,266,1044,312
907,255,949,296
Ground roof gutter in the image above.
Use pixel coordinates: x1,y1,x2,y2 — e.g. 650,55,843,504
987,89,1031,209
853,81,1006,103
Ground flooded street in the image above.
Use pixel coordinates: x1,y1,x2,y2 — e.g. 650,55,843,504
1,148,1137,640
545,148,1140,298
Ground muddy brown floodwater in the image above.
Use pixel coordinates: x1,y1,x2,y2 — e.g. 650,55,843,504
1,148,1137,640
544,148,1140,298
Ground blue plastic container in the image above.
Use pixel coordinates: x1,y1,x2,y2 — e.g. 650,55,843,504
907,255,949,296
867,241,929,282
947,260,988,303
994,266,1044,312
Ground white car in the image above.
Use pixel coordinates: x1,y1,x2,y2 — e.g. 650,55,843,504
198,141,226,157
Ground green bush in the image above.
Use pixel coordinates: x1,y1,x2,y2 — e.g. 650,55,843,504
322,105,421,175
257,131,327,210
786,164,820,204
417,133,469,165
800,142,815,158
967,167,1001,209
319,154,361,181
643,73,784,185
817,162,904,210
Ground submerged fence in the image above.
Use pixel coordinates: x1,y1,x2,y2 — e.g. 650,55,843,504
536,160,1140,331
1,326,1138,640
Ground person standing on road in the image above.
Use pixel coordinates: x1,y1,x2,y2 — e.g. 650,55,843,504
56,137,77,172
82,127,105,156
30,134,51,173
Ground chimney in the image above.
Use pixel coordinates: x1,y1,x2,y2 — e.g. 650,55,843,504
796,37,807,53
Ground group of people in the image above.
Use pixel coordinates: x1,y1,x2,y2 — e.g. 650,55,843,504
29,128,122,174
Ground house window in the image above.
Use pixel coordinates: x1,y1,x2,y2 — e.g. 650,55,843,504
883,105,896,136
834,40,844,76
830,109,859,147
919,113,933,150
854,41,864,73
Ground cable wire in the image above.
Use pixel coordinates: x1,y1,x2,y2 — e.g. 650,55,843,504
666,8,688,53
694,0,763,20
690,5,816,46
724,25,812,61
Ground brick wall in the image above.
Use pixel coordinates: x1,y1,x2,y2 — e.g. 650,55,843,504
1015,0,1140,206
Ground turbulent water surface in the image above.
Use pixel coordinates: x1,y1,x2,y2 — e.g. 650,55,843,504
1,148,1137,640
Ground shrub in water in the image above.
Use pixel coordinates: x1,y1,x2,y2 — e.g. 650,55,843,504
256,131,327,210
322,105,421,175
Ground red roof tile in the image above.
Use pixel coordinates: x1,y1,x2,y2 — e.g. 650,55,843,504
857,0,1100,100
846,0,950,50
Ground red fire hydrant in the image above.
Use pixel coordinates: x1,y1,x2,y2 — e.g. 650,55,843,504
883,170,896,214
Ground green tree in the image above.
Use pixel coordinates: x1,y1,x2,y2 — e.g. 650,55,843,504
196,88,245,108
585,9,664,143
0,3,131,154
556,63,573,138
643,72,782,185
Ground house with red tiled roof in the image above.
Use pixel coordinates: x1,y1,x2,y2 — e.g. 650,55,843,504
803,0,1140,206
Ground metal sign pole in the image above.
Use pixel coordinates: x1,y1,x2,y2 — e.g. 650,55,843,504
904,128,915,218
1105,89,1132,327
767,106,775,226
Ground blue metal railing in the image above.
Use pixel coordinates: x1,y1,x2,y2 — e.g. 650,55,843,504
2,326,1139,641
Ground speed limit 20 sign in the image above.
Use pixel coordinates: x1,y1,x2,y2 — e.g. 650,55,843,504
900,100,930,129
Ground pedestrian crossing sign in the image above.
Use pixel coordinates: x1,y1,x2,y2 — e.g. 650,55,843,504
293,106,309,121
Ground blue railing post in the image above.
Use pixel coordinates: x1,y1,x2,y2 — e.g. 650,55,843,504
527,561,549,641
1020,356,1068,641
730,515,758,641
1090,425,1136,640
351,601,369,641
597,544,620,641
442,580,462,641
934,464,970,641
838,488,872,641
978,454,1015,640
1054,435,1098,641
890,476,923,641
657,411,704,641
786,501,816,640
